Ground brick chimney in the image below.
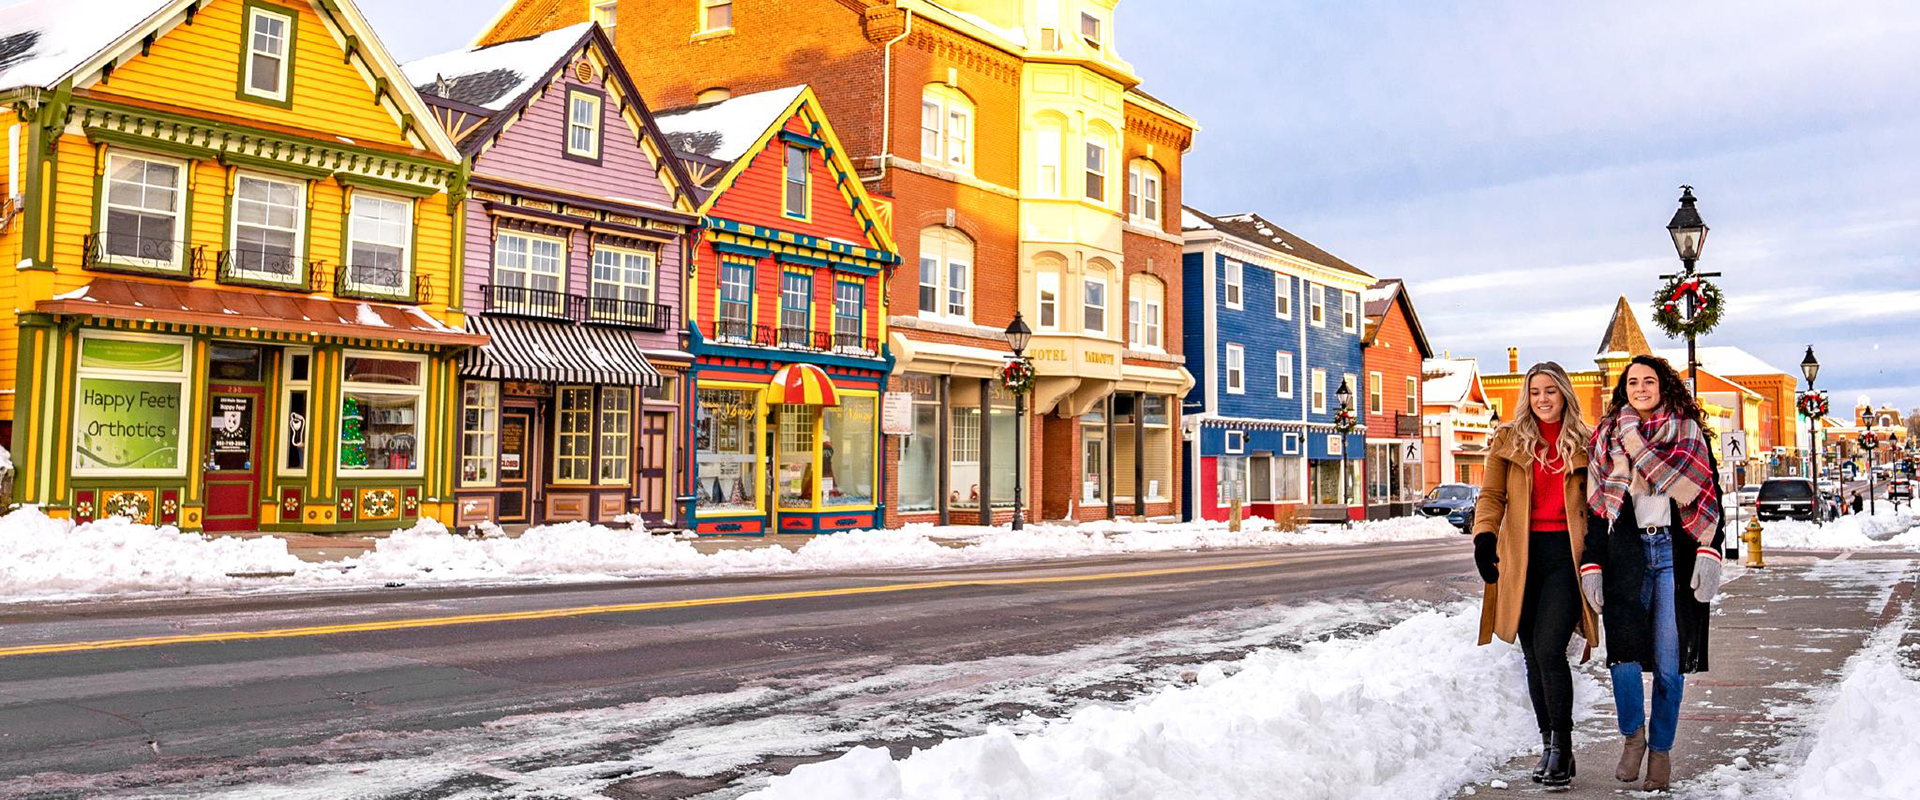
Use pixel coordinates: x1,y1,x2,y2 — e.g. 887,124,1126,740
1507,347,1519,373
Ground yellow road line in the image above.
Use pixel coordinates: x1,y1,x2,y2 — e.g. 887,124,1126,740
0,558,1287,659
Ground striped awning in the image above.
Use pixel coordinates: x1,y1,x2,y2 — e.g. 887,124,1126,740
459,316,662,386
768,363,839,406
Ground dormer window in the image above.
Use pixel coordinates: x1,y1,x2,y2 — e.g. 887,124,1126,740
783,146,809,219
591,0,617,29
242,6,292,103
1080,12,1102,50
566,90,602,160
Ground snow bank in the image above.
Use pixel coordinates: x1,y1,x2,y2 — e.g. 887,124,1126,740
745,606,1600,800
0,511,1459,602
1791,655,1920,798
0,507,305,599
1758,508,1920,550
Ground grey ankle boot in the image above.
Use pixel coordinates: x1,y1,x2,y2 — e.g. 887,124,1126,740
1616,729,1647,782
1643,749,1671,792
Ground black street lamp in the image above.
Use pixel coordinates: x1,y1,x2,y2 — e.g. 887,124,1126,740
1664,186,1715,397
1802,345,1821,524
1004,312,1032,531
1335,378,1356,527
1864,416,1879,517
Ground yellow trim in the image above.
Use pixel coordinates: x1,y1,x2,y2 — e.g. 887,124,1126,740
552,384,595,485
0,559,1291,659
781,143,811,222
695,379,769,514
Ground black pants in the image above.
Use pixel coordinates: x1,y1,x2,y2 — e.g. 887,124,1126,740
1519,528,1581,737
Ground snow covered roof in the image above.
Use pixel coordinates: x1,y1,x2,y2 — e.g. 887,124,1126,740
651,85,807,166
0,0,165,90
1652,346,1790,378
1423,358,1482,406
403,23,588,111
1361,279,1400,318
1179,206,1214,231
1182,206,1372,280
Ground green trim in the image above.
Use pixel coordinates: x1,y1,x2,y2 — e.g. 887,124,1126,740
334,171,437,197
778,130,825,150
85,147,197,278
234,0,300,111
712,240,772,258
219,150,334,180
85,127,218,160
71,98,461,180
17,87,69,271
706,216,897,264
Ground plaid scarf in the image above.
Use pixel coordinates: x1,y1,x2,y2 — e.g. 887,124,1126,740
1588,408,1720,544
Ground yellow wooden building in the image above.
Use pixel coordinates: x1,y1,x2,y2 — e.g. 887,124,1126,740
0,0,484,532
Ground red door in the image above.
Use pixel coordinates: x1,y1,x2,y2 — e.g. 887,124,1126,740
204,385,264,532
636,409,670,524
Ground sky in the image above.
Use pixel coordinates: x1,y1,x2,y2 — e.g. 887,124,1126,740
38,0,1918,412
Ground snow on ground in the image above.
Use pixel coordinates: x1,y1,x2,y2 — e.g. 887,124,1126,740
744,603,1602,800
1756,507,1920,550
0,509,1460,603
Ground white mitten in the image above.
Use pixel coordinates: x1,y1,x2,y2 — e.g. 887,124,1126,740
1691,547,1724,603
1579,564,1604,613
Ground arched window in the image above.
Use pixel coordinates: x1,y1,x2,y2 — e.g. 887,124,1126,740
1127,159,1162,229
1128,274,1165,350
918,226,973,320
1084,258,1113,335
1034,112,1067,197
1033,252,1066,330
921,84,975,172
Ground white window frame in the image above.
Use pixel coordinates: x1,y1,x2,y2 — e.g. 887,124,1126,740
98,150,189,272
783,145,809,219
228,172,307,286
1406,375,1419,415
567,90,603,159
1342,290,1359,332
1127,160,1161,227
1370,371,1384,415
598,386,632,484
1310,283,1326,327
1273,272,1292,319
71,331,193,478
338,350,428,478
1312,368,1327,413
1276,351,1294,398
1084,137,1107,203
1037,271,1060,329
280,347,313,476
1225,430,1245,454
460,379,499,487
345,192,413,295
1036,123,1062,196
699,0,733,33
242,6,292,102
1223,260,1243,309
1083,273,1107,334
590,0,618,29
833,279,865,348
1080,10,1103,50
1344,372,1358,415
591,245,657,305
921,86,975,172
918,228,973,322
1225,344,1245,394
494,230,567,294
554,385,594,484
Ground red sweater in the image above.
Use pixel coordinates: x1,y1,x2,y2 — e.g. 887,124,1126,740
1530,418,1569,532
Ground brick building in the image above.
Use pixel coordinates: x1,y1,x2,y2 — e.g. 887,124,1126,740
473,1,1198,527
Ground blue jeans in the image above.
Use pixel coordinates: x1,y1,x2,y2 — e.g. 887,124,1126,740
1610,529,1685,752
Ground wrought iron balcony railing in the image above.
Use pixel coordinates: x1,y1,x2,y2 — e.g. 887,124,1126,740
337,264,433,305
214,249,327,292
83,233,207,278
481,283,571,319
577,295,673,331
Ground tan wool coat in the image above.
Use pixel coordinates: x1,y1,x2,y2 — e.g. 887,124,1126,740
1473,426,1601,653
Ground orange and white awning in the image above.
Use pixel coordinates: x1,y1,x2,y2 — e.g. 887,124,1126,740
768,363,839,406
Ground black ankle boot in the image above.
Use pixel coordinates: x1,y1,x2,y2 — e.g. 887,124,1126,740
1532,732,1551,782
1542,730,1576,789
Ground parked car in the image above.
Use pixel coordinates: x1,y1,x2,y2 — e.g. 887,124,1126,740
1756,478,1820,521
1420,484,1480,531
1737,484,1761,507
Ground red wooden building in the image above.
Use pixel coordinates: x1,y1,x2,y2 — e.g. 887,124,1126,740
1361,279,1434,518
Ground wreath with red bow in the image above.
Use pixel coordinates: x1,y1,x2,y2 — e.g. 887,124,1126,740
1797,391,1829,420
1333,406,1359,434
1000,356,1036,396
1650,274,1724,339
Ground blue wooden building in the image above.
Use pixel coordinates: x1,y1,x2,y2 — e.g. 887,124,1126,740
1179,208,1375,522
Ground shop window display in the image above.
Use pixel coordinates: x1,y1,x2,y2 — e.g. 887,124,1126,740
695,388,758,511
822,396,876,507
897,375,940,512
776,404,817,507
338,355,422,473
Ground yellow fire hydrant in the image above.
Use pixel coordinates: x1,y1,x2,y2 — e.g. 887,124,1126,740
1742,517,1766,568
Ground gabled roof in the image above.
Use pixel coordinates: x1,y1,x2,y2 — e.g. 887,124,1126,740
1596,295,1652,356
1424,357,1488,408
405,23,697,213
0,0,461,162
652,85,896,255
1361,278,1435,358
1652,346,1791,379
1181,205,1373,280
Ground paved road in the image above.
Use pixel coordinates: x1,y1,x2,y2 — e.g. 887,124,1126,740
0,537,1474,798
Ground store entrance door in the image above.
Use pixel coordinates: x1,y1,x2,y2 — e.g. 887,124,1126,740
636,409,670,524
204,385,264,532
498,406,535,522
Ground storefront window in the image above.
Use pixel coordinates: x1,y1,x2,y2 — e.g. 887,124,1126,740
1368,443,1393,501
1217,456,1247,506
823,395,876,507
897,374,940,512
339,353,423,474
950,385,983,510
988,383,1019,508
1310,458,1362,506
695,387,758,511
777,404,817,507
281,349,311,474
1113,394,1174,502
461,380,498,486
73,334,191,476
598,387,632,484
1081,404,1106,505
555,386,593,482
1275,455,1304,503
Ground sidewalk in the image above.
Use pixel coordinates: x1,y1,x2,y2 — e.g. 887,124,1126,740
1456,551,1919,798
221,527,870,564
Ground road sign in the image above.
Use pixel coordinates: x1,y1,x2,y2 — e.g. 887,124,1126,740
1722,432,1747,465
1403,440,1423,463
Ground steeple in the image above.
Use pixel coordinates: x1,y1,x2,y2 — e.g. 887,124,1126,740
1596,296,1651,357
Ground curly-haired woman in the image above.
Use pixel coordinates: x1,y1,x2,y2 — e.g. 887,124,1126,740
1582,355,1726,791
1471,361,1598,789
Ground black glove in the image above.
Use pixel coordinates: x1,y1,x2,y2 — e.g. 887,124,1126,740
1473,532,1500,584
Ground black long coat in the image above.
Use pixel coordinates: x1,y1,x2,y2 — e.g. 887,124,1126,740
1580,454,1727,674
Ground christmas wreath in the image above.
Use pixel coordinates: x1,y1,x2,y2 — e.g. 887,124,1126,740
1000,356,1036,396
1650,274,1724,339
1333,406,1358,434
1797,391,1829,420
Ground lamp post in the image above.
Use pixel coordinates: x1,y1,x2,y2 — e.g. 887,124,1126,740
1801,346,1821,524
1004,312,1033,531
1663,187,1714,397
1335,378,1356,527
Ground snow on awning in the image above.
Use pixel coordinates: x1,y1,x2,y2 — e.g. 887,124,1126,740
35,278,487,347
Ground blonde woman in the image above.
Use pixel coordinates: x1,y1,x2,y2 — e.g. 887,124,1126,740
1472,362,1600,790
